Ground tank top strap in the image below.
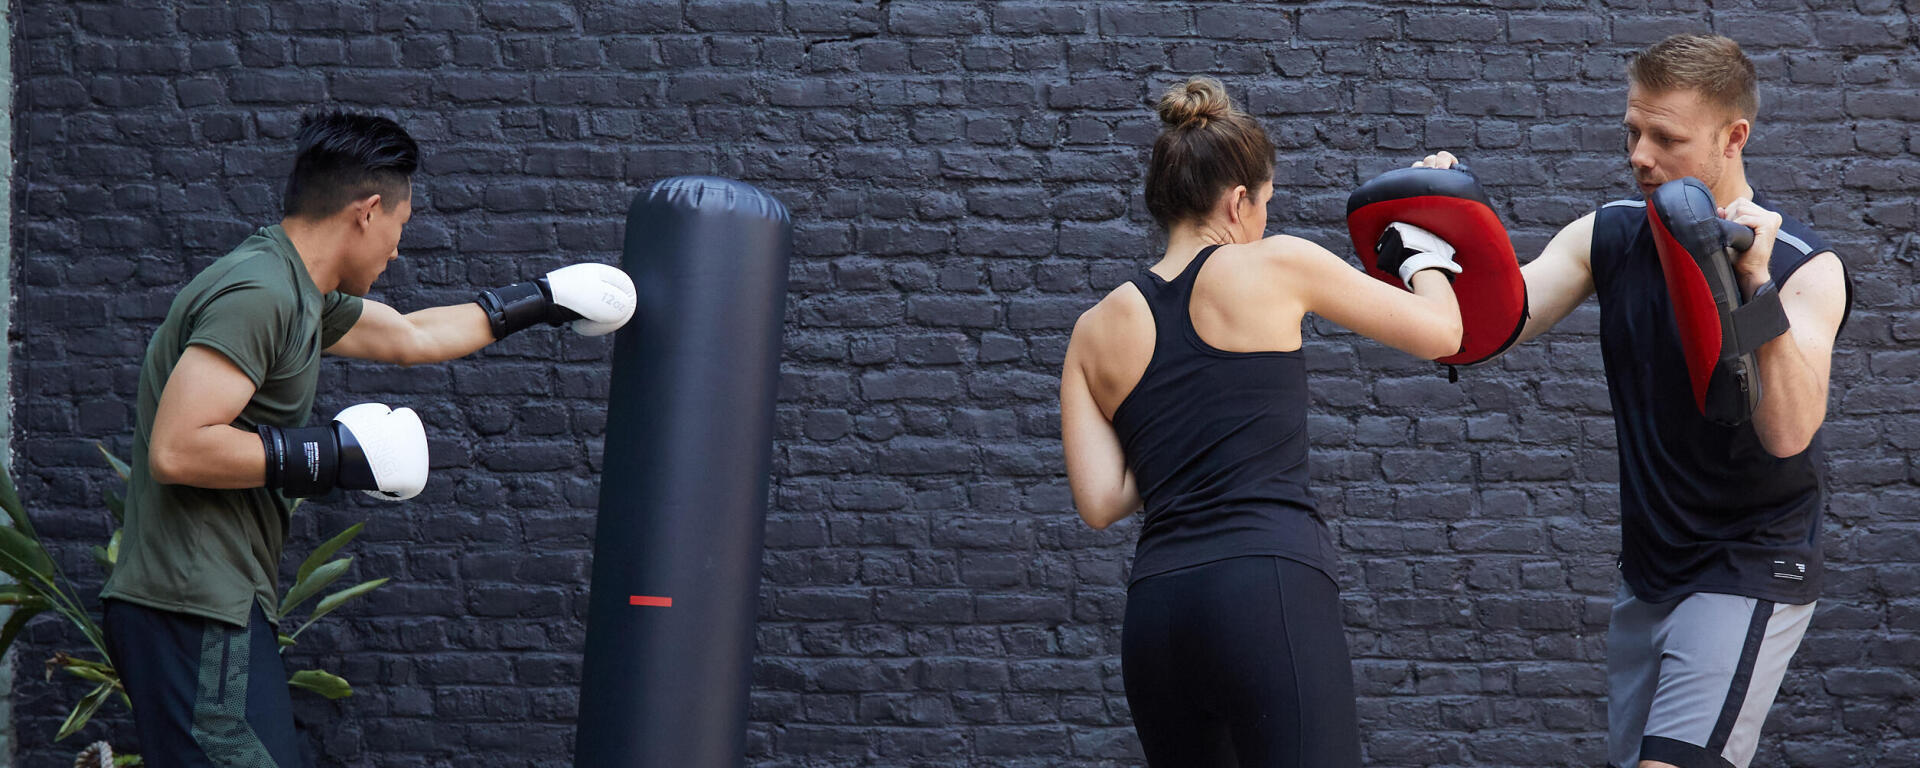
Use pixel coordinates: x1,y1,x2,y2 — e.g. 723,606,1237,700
1128,244,1225,351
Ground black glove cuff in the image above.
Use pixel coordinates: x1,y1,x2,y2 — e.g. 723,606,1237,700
476,281,545,339
475,280,554,339
258,424,338,498
1373,227,1409,278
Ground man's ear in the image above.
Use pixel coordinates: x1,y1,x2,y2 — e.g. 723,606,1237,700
1723,118,1750,158
349,193,383,229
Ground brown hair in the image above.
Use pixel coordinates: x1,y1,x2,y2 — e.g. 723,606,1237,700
1144,77,1274,229
1627,34,1758,120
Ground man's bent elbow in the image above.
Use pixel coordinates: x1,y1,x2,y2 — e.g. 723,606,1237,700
1760,428,1816,459
148,446,186,486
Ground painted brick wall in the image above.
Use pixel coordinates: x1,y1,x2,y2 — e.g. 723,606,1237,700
10,2,1918,766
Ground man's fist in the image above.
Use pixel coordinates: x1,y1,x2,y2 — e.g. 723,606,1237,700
476,262,637,339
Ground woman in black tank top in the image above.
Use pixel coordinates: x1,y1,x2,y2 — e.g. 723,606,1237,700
1059,77,1467,768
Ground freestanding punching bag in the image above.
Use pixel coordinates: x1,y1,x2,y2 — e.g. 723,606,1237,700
574,177,791,767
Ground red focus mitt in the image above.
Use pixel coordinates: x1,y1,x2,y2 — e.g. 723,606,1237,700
1646,177,1786,426
1347,165,1528,367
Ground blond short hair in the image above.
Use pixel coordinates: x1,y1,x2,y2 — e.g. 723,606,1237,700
1628,34,1759,121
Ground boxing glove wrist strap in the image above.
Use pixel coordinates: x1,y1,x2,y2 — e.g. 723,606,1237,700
475,280,553,339
258,424,339,498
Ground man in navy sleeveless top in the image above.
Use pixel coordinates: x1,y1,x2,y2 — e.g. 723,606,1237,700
1416,35,1850,768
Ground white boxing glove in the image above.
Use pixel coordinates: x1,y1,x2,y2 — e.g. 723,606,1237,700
258,403,428,500
475,262,637,338
331,404,429,500
1377,222,1464,287
543,263,637,337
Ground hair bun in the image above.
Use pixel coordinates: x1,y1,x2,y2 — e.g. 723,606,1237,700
1157,77,1235,129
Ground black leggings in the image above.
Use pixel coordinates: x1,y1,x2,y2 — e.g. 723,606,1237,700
1122,556,1361,768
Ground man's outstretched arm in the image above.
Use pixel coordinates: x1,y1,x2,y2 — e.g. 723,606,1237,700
328,262,637,365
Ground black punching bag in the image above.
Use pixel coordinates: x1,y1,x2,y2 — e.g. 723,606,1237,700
575,177,791,767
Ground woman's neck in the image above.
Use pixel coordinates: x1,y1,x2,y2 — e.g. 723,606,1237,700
1158,221,1244,274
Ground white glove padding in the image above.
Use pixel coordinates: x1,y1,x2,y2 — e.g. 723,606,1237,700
1383,222,1463,286
332,403,429,501
546,263,637,337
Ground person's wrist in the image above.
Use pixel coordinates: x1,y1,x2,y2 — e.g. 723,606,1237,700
1737,268,1771,300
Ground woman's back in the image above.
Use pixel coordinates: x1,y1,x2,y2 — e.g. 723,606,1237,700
1095,242,1334,585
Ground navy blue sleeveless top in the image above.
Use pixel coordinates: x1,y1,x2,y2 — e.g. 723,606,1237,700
1591,191,1847,605
1110,245,1336,586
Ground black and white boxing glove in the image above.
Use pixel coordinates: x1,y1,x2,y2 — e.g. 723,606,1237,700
1374,222,1463,288
258,403,429,500
475,263,637,339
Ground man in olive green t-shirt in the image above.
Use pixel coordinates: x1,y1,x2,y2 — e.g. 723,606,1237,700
99,112,636,767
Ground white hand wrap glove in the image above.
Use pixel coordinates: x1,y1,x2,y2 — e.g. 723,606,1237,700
1379,222,1463,287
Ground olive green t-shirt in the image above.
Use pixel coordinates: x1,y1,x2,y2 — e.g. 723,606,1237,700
101,225,364,627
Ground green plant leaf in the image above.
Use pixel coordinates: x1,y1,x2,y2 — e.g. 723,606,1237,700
287,669,352,700
0,459,34,538
16,596,52,613
107,530,122,567
0,525,55,587
277,633,296,648
95,444,132,484
104,492,125,527
295,523,364,587
305,578,389,627
91,546,113,573
0,604,45,660
116,754,144,766
60,665,120,687
278,558,350,619
56,680,116,740
53,657,119,687
51,653,117,674
97,445,131,527
0,585,48,606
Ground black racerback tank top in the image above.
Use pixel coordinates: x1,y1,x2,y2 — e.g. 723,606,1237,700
1110,244,1337,586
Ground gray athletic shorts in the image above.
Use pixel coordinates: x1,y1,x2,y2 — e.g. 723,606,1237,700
1607,583,1814,768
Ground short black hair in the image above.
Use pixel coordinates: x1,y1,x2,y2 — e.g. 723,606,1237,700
282,111,420,219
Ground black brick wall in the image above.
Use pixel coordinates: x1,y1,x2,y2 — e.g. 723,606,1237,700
11,2,1919,766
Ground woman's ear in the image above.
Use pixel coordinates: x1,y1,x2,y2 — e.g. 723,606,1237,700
1224,184,1250,226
